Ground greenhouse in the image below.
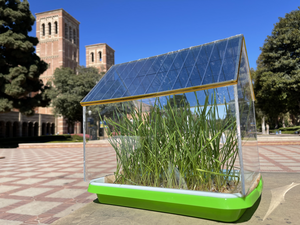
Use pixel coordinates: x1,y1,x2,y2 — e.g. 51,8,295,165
80,34,262,222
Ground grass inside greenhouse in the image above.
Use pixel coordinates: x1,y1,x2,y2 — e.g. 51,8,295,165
103,93,247,194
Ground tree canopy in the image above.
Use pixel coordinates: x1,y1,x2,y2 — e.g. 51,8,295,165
48,66,104,131
0,0,50,115
254,7,300,120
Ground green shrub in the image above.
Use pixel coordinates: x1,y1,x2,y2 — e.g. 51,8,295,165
71,134,84,141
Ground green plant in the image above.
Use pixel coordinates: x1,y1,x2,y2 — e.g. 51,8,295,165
105,92,239,193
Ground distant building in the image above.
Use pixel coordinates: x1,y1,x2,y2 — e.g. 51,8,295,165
86,43,115,73
0,9,115,138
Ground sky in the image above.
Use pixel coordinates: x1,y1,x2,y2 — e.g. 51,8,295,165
27,0,300,70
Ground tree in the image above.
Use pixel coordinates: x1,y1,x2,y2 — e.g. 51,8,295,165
48,66,104,132
164,94,189,109
254,7,300,125
0,0,50,115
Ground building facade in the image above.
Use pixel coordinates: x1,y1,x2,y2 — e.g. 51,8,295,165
35,9,80,134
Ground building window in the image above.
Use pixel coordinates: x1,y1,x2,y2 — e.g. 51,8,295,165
65,23,68,39
91,52,94,62
99,51,102,61
74,51,77,61
54,21,58,34
48,22,51,35
42,24,45,36
73,29,76,44
69,26,72,42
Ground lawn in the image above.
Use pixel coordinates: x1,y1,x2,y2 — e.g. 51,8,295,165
0,134,86,148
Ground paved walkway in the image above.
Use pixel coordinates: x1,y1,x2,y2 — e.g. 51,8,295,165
0,148,95,225
0,144,299,224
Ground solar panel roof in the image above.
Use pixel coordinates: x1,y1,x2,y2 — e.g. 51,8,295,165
81,35,244,106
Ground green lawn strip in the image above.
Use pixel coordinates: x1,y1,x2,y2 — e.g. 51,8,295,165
0,134,84,148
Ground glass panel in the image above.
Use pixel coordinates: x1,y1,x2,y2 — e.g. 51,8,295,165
146,71,167,94
139,57,157,75
127,76,143,95
148,54,167,74
112,86,126,99
134,74,156,95
209,60,222,83
115,63,129,75
101,80,122,100
197,43,214,65
172,49,188,69
210,40,227,61
219,57,236,82
123,78,134,88
84,88,243,195
160,53,176,72
131,59,147,75
82,78,106,102
89,68,117,101
82,35,243,105
173,66,192,89
158,69,179,92
202,66,213,85
122,61,138,79
237,48,251,102
184,48,198,67
235,44,260,196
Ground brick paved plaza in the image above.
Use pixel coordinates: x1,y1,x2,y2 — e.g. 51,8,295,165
0,144,299,224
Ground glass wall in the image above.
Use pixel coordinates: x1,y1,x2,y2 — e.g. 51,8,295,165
83,86,255,195
235,42,260,195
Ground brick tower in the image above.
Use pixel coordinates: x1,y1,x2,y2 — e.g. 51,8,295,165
35,9,80,134
85,43,115,73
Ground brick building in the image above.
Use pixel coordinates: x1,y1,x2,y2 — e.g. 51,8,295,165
86,43,115,73
0,8,115,138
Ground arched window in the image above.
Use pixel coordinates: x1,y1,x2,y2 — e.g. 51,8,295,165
65,23,68,39
91,52,94,62
69,26,72,42
54,21,58,34
48,22,51,35
73,29,76,44
99,51,102,61
42,24,45,36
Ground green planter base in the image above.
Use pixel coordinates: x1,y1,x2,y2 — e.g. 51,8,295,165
88,177,263,222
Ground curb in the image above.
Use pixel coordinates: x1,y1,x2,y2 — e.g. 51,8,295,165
17,141,300,148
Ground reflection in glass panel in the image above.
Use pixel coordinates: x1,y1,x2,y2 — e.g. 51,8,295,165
158,69,179,92
219,57,236,82
139,57,157,75
134,74,156,95
121,61,138,79
184,48,198,67
237,47,251,102
127,78,141,95
209,60,222,83
148,54,167,74
160,53,176,72
196,44,212,65
210,40,227,61
172,49,189,69
146,71,168,94
115,63,129,76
